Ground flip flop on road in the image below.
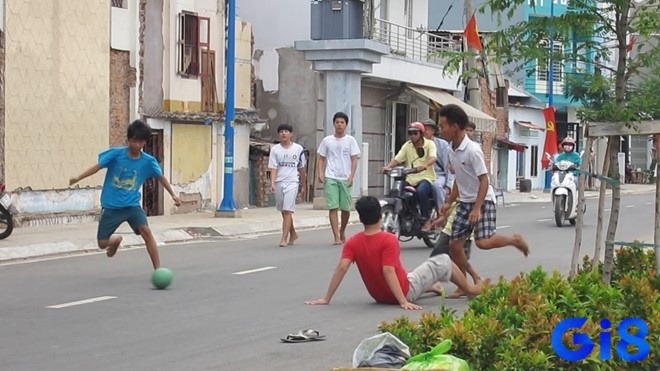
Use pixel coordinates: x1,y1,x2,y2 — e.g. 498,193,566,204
280,329,326,343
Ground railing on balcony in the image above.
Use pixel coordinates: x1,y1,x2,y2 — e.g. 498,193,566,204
368,18,460,65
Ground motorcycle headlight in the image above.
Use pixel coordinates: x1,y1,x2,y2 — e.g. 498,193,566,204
389,169,403,177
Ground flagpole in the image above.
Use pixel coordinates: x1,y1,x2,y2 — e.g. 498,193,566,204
544,0,555,192
464,0,481,110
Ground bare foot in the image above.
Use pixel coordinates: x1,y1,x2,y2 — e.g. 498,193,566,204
288,233,298,246
106,235,123,258
429,282,445,296
513,233,530,257
421,221,432,232
466,278,491,299
332,240,343,246
446,289,466,299
340,233,346,244
279,240,288,247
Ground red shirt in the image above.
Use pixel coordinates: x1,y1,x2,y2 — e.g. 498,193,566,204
341,231,410,304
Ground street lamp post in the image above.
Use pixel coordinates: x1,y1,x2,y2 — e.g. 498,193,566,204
218,0,237,212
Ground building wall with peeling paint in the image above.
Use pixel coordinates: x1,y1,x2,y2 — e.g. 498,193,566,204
171,123,213,207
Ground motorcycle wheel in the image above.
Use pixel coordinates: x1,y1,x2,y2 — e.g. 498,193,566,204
381,205,400,237
0,207,13,240
554,195,565,227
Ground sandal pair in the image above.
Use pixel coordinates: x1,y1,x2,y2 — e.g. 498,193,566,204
280,329,326,343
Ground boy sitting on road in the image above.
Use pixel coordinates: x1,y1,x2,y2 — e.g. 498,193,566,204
305,196,485,310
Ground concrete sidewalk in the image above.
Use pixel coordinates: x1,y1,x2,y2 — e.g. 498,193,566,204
0,183,655,263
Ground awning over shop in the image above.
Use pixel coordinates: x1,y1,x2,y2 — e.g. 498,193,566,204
407,85,497,133
497,138,527,152
515,120,545,131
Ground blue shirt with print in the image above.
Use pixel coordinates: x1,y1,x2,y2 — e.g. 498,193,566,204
99,147,162,209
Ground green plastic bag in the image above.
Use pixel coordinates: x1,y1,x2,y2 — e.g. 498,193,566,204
403,339,470,371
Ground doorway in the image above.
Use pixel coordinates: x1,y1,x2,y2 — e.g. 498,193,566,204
143,129,164,216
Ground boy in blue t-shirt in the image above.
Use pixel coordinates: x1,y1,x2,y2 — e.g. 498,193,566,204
69,119,181,269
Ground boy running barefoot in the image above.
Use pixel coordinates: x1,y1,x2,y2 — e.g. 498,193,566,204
438,105,530,297
69,119,181,269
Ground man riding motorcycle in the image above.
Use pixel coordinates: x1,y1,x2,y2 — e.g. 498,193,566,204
382,122,438,232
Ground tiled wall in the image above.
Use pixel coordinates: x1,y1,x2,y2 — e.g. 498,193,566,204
4,0,110,190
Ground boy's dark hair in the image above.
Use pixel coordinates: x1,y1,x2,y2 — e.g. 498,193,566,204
127,119,152,141
355,196,381,226
277,123,293,133
466,121,476,130
438,104,469,129
333,111,349,124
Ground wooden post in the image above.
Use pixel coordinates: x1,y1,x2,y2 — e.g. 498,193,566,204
571,131,593,276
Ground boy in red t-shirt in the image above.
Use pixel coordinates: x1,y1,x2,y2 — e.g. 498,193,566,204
305,196,485,310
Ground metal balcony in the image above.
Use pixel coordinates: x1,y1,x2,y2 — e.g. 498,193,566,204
367,18,459,65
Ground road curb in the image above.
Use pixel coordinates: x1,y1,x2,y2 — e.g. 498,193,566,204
0,219,361,264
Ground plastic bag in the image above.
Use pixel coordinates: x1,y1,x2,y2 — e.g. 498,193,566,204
403,339,470,370
352,332,411,368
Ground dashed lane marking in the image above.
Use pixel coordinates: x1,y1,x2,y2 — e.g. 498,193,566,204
46,296,117,309
232,266,277,275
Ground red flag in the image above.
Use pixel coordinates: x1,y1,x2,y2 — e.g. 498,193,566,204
541,106,558,169
464,13,483,52
627,35,636,53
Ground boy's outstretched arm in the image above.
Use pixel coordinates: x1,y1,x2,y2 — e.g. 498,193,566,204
305,258,351,305
158,175,182,206
69,164,102,185
383,266,422,310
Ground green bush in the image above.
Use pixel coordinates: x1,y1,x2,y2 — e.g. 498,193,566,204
379,247,659,370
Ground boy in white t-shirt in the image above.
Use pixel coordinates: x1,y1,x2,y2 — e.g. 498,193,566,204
317,112,361,245
438,104,530,294
268,124,307,247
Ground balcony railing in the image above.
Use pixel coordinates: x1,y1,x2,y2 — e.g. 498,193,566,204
368,18,459,65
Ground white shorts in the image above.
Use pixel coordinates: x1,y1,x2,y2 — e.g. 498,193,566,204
406,254,452,302
275,182,298,212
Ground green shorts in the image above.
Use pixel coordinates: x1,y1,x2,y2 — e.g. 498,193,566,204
324,178,352,211
97,207,147,240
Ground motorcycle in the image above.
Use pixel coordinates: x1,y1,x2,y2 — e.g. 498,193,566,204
551,160,583,227
0,182,14,239
379,166,440,248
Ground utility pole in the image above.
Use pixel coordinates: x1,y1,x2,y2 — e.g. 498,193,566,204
464,0,481,110
218,0,237,213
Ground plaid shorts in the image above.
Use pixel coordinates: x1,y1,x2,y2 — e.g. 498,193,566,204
450,201,496,241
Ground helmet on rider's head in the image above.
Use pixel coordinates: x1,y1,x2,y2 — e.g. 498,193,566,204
408,122,425,133
561,137,576,151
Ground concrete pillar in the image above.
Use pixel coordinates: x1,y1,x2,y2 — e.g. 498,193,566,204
294,39,388,205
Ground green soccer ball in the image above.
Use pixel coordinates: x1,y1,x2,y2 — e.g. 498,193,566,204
151,267,173,289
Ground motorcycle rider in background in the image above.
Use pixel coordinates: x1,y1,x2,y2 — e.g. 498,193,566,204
555,137,582,185
382,122,438,232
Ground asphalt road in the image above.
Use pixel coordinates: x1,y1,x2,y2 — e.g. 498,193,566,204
0,193,655,371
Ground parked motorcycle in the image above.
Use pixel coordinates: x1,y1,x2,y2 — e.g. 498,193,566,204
551,160,584,227
0,182,14,239
379,166,440,247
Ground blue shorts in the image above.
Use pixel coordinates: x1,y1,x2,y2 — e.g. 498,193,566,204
97,207,148,240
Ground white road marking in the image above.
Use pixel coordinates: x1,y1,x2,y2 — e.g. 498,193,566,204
537,218,552,222
605,209,611,212
498,225,511,229
232,266,277,275
646,202,653,205
47,296,117,309
626,205,635,208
